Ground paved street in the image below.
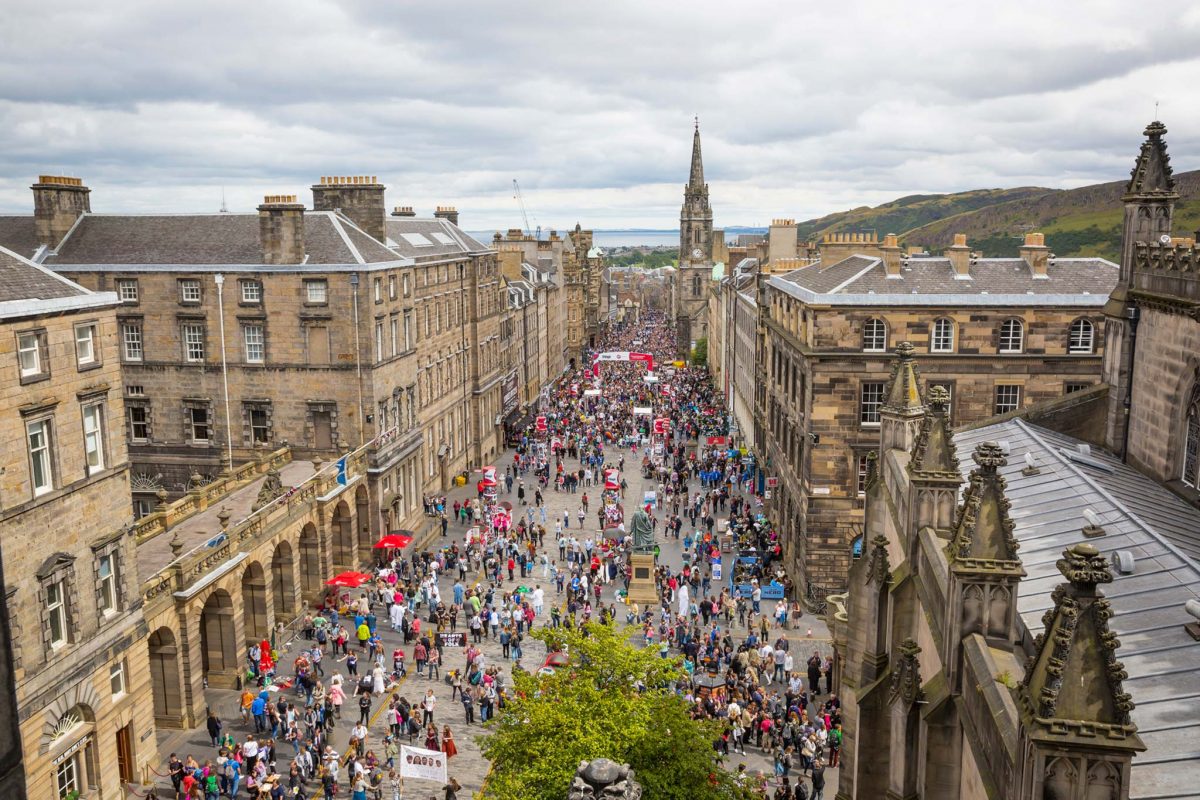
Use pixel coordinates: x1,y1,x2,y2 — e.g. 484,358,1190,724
153,431,835,799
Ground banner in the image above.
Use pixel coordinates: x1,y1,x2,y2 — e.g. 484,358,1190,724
653,418,670,434
400,745,448,783
592,351,655,371
437,632,467,648
633,406,653,416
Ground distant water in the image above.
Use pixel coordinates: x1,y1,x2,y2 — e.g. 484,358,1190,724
469,229,764,249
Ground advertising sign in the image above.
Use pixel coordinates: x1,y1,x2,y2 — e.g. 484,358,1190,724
437,632,467,648
502,371,519,415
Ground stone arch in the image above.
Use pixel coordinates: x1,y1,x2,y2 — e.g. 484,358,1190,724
1044,756,1079,799
987,585,1010,638
332,500,354,568
1085,761,1120,800
241,561,269,645
40,685,100,753
148,626,183,725
271,541,296,620
299,522,322,601
355,484,371,560
962,584,985,636
199,588,238,679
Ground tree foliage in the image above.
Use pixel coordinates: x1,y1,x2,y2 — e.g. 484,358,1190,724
478,623,753,800
692,337,708,367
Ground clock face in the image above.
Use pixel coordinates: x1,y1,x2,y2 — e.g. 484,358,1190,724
692,248,703,259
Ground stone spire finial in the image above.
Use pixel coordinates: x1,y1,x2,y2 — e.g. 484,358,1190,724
688,121,705,189
1018,543,1142,744
882,342,923,412
947,442,1023,571
865,534,892,587
909,384,960,480
1125,119,1177,199
890,638,923,706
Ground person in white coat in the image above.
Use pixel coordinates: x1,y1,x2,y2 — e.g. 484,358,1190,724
677,582,690,618
372,663,387,695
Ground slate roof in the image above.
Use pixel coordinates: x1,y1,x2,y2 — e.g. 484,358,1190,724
953,418,1200,799
31,211,406,268
0,244,86,302
384,218,489,262
0,216,41,259
770,253,1118,306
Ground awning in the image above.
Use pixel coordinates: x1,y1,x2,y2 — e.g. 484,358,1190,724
326,571,372,587
374,532,414,549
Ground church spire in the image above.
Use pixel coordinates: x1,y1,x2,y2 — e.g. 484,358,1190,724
689,118,705,189
1125,120,1177,199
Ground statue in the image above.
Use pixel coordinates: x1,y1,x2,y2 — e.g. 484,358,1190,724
567,759,643,800
252,467,285,511
630,506,655,553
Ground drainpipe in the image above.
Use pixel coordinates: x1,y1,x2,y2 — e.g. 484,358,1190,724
1121,304,1140,460
213,274,234,470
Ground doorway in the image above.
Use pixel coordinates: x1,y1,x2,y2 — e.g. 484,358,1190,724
313,411,332,450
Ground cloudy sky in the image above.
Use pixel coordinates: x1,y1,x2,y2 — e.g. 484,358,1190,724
2,0,1199,229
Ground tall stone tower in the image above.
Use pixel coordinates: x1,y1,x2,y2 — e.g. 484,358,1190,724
1103,121,1179,456
676,119,714,355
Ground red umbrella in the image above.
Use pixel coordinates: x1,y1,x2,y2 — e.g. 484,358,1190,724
374,532,413,549
326,571,371,588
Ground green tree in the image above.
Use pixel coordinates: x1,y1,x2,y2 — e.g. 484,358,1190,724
691,337,708,367
479,624,753,800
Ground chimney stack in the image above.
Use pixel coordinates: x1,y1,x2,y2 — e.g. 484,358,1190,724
391,206,416,218
434,206,459,226
881,233,902,277
946,233,971,277
311,176,386,243
32,175,91,249
257,195,306,265
768,218,799,267
1019,232,1049,278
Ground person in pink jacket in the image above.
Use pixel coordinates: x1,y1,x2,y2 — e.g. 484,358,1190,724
329,674,346,719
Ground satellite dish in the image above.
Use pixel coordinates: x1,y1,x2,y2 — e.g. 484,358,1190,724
1160,234,1173,244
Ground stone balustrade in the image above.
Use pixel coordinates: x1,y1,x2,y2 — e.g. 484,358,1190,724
133,446,292,544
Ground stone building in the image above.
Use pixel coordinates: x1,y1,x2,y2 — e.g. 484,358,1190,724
829,121,1200,800
757,232,1117,595
491,229,572,369
0,244,157,797
0,176,504,548
676,121,715,353
499,251,561,430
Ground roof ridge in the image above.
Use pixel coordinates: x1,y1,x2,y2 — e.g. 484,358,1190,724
0,242,93,295
327,214,365,265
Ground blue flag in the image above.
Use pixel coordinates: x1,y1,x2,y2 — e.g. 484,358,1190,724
336,456,348,486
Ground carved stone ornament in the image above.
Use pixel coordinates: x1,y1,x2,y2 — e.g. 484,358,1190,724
865,534,892,587
908,385,961,479
566,759,643,800
252,467,285,512
889,638,923,706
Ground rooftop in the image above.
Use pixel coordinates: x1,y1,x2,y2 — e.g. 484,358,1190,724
769,253,1119,306
953,417,1200,798
29,211,406,270
0,244,117,320
384,217,489,261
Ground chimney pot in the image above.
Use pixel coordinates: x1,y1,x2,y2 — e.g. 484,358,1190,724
1020,231,1050,277
311,176,386,242
32,175,91,249
946,234,971,276
257,194,306,264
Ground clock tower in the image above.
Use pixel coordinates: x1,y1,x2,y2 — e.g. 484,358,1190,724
676,119,714,354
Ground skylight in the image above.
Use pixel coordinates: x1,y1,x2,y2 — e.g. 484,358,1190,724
432,232,455,245
400,232,433,247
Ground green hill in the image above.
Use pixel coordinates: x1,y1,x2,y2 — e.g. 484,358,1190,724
797,170,1200,260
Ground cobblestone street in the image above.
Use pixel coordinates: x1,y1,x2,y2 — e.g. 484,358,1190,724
152,431,835,798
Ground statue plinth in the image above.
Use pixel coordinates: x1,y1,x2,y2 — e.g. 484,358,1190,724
626,552,658,607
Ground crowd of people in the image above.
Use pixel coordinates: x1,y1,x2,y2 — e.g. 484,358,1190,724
162,311,836,800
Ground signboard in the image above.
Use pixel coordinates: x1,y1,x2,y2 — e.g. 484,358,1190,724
502,371,520,415
583,388,601,397
706,435,727,446
437,632,467,648
712,563,723,581
535,416,547,432
400,745,448,783
633,406,653,416
766,477,779,488
653,418,670,434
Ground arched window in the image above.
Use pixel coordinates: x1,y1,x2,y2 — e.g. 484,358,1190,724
863,318,887,352
1184,382,1200,488
1068,318,1095,354
692,275,702,296
998,318,1024,353
931,318,955,353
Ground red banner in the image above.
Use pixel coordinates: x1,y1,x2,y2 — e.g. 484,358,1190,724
536,416,547,432
653,418,670,434
706,435,726,446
